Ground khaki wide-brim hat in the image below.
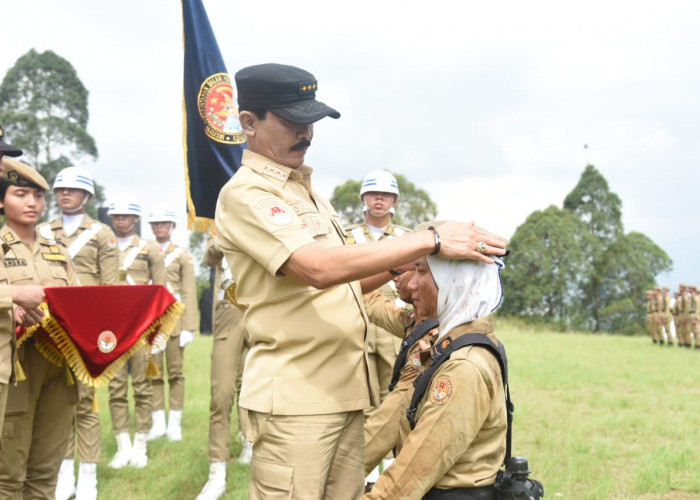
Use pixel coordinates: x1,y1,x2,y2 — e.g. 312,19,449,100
1,157,50,190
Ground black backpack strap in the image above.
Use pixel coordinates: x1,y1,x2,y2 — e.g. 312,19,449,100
406,333,514,465
389,317,439,392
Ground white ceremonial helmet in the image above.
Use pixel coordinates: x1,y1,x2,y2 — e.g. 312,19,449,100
107,196,142,217
359,170,399,216
53,166,95,196
147,206,178,224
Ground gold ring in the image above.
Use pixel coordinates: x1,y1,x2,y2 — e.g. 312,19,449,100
477,241,488,253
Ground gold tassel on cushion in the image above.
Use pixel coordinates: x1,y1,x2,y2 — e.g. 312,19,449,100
146,354,160,378
92,388,99,413
14,359,26,382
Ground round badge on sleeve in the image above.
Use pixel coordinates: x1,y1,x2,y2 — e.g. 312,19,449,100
97,331,117,353
430,376,453,405
266,205,292,226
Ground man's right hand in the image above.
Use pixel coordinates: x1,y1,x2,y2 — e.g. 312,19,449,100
11,285,46,310
435,221,508,263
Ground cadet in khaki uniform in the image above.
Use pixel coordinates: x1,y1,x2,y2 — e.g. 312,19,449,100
653,287,665,345
679,284,692,348
675,284,689,347
364,247,507,499
689,286,699,349
361,267,437,480
196,235,250,500
0,128,46,436
146,207,198,442
660,286,673,346
0,159,79,499
645,290,659,344
106,197,166,469
215,63,507,500
345,170,411,483
45,167,119,500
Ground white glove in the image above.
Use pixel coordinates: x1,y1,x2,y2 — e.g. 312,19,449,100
179,330,194,348
151,336,167,355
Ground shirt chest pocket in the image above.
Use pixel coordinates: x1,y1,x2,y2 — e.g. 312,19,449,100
47,263,70,286
289,201,330,238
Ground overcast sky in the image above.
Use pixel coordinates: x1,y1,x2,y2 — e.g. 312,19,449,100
3,1,699,290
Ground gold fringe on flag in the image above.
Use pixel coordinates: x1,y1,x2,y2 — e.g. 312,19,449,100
42,301,185,388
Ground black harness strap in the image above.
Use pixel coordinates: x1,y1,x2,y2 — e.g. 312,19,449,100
406,333,514,464
389,317,439,392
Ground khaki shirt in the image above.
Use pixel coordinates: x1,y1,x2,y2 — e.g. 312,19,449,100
365,315,506,499
0,248,14,384
215,149,370,415
118,235,166,286
0,225,78,378
161,243,198,332
41,214,118,286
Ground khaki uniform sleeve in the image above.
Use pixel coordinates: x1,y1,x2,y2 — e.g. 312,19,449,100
217,181,316,276
179,251,199,331
363,291,413,339
364,357,500,500
203,235,223,268
148,243,166,286
97,226,119,285
0,284,12,312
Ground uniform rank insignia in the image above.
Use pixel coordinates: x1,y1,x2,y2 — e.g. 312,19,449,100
42,253,66,262
3,233,15,243
430,376,453,405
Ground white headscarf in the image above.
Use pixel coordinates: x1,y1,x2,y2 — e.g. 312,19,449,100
426,255,505,340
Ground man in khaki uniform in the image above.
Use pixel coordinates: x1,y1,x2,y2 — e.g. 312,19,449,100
0,159,79,499
215,63,507,499
364,245,507,499
645,290,660,344
146,207,198,442
689,286,699,349
345,169,411,483
652,287,665,345
660,286,673,346
196,235,250,500
0,128,46,437
675,284,689,348
44,167,119,500
106,197,166,469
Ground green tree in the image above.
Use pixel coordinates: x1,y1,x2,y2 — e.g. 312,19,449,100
330,173,437,227
597,231,672,334
563,164,623,331
500,205,592,329
0,49,100,215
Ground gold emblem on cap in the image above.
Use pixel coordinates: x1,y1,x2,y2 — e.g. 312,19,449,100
7,170,19,183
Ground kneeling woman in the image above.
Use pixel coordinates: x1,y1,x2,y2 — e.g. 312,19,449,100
364,237,506,500
0,159,78,498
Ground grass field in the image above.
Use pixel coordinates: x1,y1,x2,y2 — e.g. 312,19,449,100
90,319,700,499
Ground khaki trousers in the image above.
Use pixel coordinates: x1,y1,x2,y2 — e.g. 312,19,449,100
248,410,364,500
363,386,412,476
0,383,7,440
108,345,152,434
0,343,77,500
64,380,101,462
208,300,247,462
151,331,185,411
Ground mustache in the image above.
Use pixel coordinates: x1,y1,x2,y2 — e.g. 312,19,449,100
291,139,311,151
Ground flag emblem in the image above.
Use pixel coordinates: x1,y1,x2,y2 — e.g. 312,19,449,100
197,73,246,144
97,330,117,353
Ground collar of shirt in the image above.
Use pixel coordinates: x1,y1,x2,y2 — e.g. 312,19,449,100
242,149,314,191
